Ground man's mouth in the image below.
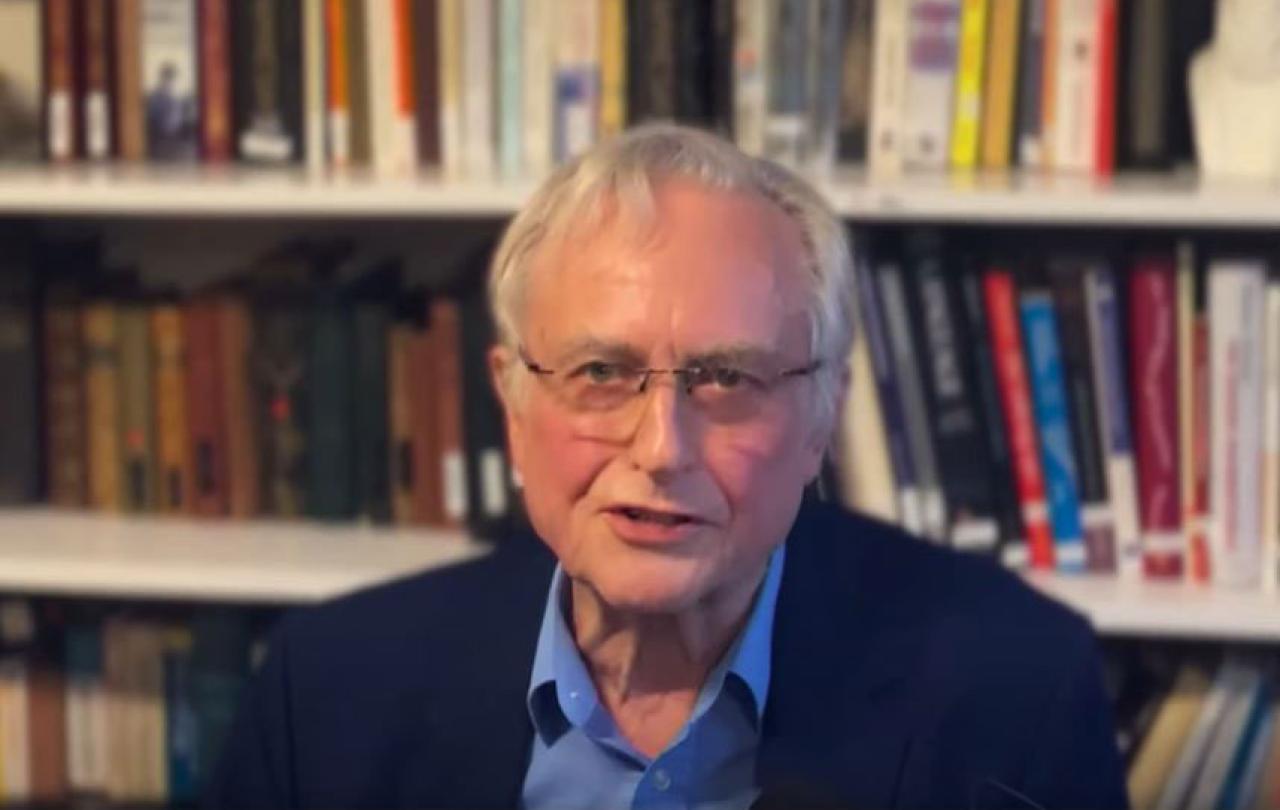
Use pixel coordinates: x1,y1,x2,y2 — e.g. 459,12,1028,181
611,506,699,526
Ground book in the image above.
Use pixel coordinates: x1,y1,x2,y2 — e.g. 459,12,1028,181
218,295,259,518
0,0,42,161
326,0,352,165
345,0,371,165
732,0,769,155
115,0,147,160
806,0,845,172
1019,286,1087,572
409,0,438,166
763,0,809,166
199,0,233,160
388,320,417,524
1265,276,1280,594
498,0,524,177
151,304,191,513
1124,0,1168,167
308,283,356,520
836,0,874,163
363,0,416,174
461,0,495,175
0,656,30,802
902,0,959,170
44,284,86,507
1048,0,1099,173
143,0,199,161
431,298,467,527
1037,0,1058,168
1127,666,1210,809
254,296,311,517
979,0,1019,169
118,304,157,512
521,0,552,177
45,0,77,161
1187,664,1266,810
80,0,113,159
839,314,898,523
1177,241,1201,584
626,0,676,124
184,298,228,516
1130,256,1182,579
27,656,67,804
303,0,326,171
1208,260,1266,590
83,302,123,511
353,301,391,523
1189,255,1212,583
1015,0,1045,167
1157,659,1253,810
459,279,513,539
598,0,626,139
868,0,909,176
553,0,598,162
1219,678,1274,810
162,628,199,804
1084,263,1143,579
948,0,987,169
64,624,107,797
674,0,715,128
233,0,303,163
0,250,36,505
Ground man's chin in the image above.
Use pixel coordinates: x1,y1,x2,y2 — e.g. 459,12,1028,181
587,572,708,616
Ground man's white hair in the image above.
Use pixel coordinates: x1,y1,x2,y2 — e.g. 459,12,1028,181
488,122,856,429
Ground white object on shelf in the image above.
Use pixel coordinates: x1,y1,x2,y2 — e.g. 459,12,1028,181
0,509,486,604
1026,571,1280,641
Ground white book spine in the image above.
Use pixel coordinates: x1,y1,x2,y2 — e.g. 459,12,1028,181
462,0,496,180
391,0,418,173
1187,666,1264,810
363,0,398,175
868,0,909,177
1156,659,1249,810
304,0,327,172
902,0,960,171
498,0,523,180
0,659,31,802
522,0,553,176
1049,0,1099,172
1263,282,1280,594
733,0,770,156
1209,262,1267,590
438,0,465,180
841,325,900,523
553,0,598,162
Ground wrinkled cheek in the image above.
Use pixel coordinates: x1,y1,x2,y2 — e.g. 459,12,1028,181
519,402,616,524
701,419,801,507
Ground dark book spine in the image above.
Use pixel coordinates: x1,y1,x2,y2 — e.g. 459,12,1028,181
344,0,370,164
836,0,874,162
45,0,79,160
218,296,259,518
0,263,37,504
80,0,113,159
151,304,191,513
673,0,713,125
353,304,390,523
708,0,734,136
307,290,355,520
1049,259,1116,572
117,304,156,512
411,0,439,165
959,265,1023,560
232,0,303,163
906,232,999,555
1015,0,1045,166
183,300,227,516
44,290,86,507
254,301,311,517
431,298,467,527
1124,0,1167,168
460,286,512,539
199,0,234,160
114,0,146,159
628,0,677,123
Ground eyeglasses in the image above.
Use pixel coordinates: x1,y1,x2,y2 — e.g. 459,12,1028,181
518,347,822,435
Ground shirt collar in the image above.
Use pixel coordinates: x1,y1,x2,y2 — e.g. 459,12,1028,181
526,543,786,741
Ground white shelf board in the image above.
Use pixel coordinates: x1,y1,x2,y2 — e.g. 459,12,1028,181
1026,572,1280,642
0,509,486,604
5,164,1280,225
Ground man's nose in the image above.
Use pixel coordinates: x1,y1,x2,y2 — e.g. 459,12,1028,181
624,374,699,478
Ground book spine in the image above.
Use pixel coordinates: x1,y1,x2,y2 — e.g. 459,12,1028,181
552,0,599,162
979,0,1020,169
325,0,351,165
1208,261,1266,589
218,297,258,518
461,0,495,175
902,0,959,171
1019,287,1087,572
255,304,310,518
407,320,441,524
46,0,78,160
878,260,946,540
806,0,844,173
150,305,190,513
1050,261,1115,572
115,0,146,159
431,299,468,526
984,269,1053,568
81,0,112,158
868,0,909,176
353,304,390,522
674,0,714,127
1129,257,1183,579
835,0,875,163
0,659,32,802
1048,0,1097,173
142,0,199,161
732,0,769,155
498,0,524,178
1263,279,1280,594
855,251,921,533
1177,241,1209,583
362,0,399,172
391,0,417,170
1038,0,1058,168
345,0,370,164
840,320,899,523
520,0,551,176
598,0,625,139
388,324,415,523
1084,265,1143,580
45,297,87,507
183,301,227,517
1092,0,1117,175
949,0,987,169
708,0,735,137
1125,0,1167,167
304,0,328,171
199,0,233,160
83,303,122,512
117,306,156,512
762,0,806,164
411,0,439,166
234,0,301,163
1015,0,1043,167
307,293,356,520
28,662,68,804
1190,268,1212,583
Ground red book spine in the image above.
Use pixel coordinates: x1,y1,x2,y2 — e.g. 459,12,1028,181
199,0,233,160
1189,313,1211,581
983,269,1056,570
45,0,78,160
80,0,112,158
183,300,228,516
1130,257,1183,579
1093,0,1117,176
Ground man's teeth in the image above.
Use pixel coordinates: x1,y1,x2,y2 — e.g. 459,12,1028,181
621,507,688,525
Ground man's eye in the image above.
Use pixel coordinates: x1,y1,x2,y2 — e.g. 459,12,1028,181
712,367,743,388
575,361,623,384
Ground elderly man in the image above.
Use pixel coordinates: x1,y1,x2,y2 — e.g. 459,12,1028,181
209,125,1127,809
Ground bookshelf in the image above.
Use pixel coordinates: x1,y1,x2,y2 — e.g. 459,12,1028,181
0,509,482,604
11,165,1280,227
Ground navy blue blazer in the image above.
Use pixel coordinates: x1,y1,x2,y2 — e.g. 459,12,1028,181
207,501,1129,809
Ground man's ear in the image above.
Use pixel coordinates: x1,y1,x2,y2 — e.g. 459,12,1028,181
489,344,526,478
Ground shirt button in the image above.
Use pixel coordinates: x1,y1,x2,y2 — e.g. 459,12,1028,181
652,768,672,792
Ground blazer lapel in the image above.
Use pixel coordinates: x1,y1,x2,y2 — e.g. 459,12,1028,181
754,506,933,810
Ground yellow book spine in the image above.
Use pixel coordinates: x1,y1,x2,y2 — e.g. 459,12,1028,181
980,0,1021,169
83,303,121,512
150,306,189,514
950,0,989,168
599,0,626,137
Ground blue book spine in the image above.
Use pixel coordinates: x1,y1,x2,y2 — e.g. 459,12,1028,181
553,68,599,163
166,640,201,803
1219,680,1272,810
1092,268,1136,455
855,253,917,494
1020,290,1087,572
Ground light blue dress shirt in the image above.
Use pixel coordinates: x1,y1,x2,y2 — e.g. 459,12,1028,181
521,545,786,810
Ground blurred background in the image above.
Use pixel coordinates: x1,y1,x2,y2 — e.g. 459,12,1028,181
0,0,1277,808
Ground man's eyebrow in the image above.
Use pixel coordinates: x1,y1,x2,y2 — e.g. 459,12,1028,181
552,337,646,364
680,344,779,367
